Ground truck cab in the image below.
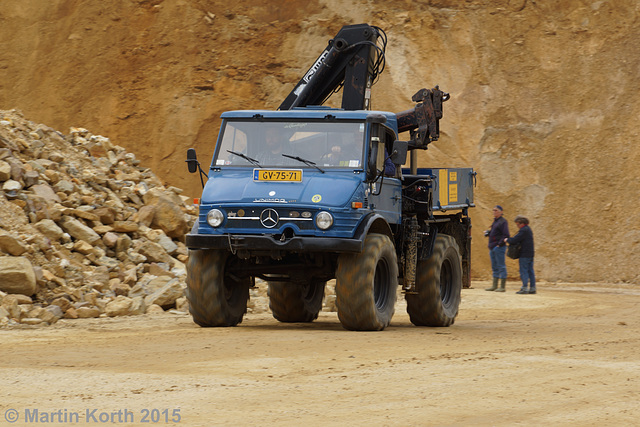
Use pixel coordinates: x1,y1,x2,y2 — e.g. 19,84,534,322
188,108,403,254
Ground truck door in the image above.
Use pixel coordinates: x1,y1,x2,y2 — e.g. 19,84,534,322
368,125,402,226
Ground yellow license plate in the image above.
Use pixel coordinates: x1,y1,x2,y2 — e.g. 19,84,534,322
253,169,302,182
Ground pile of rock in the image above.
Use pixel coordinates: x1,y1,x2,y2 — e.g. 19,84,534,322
0,109,197,326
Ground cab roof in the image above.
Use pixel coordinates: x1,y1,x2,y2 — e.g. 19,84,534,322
220,109,398,130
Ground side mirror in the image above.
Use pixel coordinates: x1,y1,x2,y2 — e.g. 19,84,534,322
390,140,408,165
366,136,381,182
186,148,208,188
186,148,198,174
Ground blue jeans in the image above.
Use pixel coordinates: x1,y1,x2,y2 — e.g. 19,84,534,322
518,257,536,290
489,246,507,279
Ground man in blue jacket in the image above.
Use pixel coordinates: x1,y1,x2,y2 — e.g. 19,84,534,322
485,205,509,292
504,215,536,294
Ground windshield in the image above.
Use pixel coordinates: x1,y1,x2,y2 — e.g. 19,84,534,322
214,121,365,168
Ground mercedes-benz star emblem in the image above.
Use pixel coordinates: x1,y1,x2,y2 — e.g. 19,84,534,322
260,208,279,228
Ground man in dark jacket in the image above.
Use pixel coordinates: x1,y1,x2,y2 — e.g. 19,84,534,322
504,215,536,294
485,205,509,292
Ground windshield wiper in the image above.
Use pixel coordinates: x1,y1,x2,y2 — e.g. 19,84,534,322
227,150,261,166
282,154,325,173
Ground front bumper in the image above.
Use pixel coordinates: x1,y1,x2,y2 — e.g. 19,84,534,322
186,233,364,253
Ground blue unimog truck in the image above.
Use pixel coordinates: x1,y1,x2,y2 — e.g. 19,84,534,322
185,24,475,331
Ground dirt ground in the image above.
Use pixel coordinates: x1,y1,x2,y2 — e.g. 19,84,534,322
1,281,638,426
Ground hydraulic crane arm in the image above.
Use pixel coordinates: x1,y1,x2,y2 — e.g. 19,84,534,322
279,24,448,151
396,87,450,150
279,24,386,111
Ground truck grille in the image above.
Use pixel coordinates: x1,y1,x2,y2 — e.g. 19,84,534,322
224,207,315,230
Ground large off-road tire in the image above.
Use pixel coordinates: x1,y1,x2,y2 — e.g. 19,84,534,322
186,249,250,327
267,280,325,323
335,233,398,331
406,234,462,327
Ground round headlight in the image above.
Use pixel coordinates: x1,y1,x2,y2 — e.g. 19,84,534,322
207,209,224,227
315,211,333,230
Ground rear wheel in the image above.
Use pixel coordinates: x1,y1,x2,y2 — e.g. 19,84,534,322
406,234,462,326
335,233,398,331
268,280,325,322
186,249,250,327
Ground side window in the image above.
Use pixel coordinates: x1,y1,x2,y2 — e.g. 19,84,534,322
382,126,398,178
381,127,397,157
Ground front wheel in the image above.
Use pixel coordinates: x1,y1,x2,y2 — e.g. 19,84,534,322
186,249,250,327
335,233,398,331
406,234,462,326
268,280,325,322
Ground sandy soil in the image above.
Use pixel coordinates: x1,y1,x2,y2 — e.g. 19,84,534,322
1,281,638,427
